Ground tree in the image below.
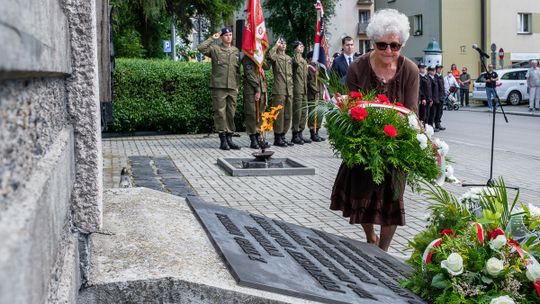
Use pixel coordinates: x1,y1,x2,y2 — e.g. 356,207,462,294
111,0,244,58
264,0,336,51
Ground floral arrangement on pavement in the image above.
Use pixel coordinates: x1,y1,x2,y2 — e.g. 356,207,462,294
317,89,450,189
403,178,540,303
259,105,283,152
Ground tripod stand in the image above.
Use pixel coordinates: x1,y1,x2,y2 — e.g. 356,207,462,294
461,53,518,190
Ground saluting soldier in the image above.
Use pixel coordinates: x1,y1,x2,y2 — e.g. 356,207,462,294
242,55,268,149
306,51,325,142
291,41,311,145
198,27,241,150
265,38,294,147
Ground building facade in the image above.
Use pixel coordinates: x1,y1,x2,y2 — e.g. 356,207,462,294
375,0,540,78
326,0,375,56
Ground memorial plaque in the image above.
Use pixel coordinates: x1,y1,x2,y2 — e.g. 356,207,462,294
187,196,425,304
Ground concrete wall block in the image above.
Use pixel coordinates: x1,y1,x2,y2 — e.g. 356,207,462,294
0,78,69,205
62,0,103,233
0,0,71,78
0,128,76,304
46,232,81,304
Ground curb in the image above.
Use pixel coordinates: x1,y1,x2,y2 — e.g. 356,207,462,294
456,107,540,117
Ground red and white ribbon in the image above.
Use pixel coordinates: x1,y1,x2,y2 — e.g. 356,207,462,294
422,238,443,265
470,222,484,245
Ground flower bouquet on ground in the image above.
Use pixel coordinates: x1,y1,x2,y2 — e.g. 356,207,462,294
312,89,449,189
403,178,540,304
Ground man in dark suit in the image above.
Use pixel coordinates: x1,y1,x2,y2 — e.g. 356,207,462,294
331,36,356,81
418,63,431,124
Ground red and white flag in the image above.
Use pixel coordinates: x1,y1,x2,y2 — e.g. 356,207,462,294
312,0,329,70
242,0,268,68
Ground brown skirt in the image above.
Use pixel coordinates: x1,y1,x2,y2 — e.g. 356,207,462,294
330,163,406,226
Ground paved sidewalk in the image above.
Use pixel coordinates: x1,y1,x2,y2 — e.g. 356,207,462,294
102,130,540,259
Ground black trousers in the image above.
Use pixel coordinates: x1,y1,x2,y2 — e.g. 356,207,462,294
460,89,469,106
428,102,441,126
419,102,430,123
435,99,443,125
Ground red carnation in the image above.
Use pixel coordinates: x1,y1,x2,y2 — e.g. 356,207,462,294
439,228,454,237
395,102,404,107
350,91,363,99
383,124,397,137
508,238,520,247
487,228,505,240
377,94,390,103
535,281,540,297
350,107,369,121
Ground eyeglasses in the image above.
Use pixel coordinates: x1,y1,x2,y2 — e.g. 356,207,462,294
374,42,402,51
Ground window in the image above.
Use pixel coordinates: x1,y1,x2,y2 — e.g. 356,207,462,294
412,14,423,36
358,10,370,24
359,40,371,53
518,13,531,34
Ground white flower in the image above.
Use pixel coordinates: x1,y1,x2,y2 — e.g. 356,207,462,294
528,203,540,217
459,187,485,201
416,133,428,149
486,257,504,276
408,114,420,130
425,124,434,139
526,262,540,282
440,253,464,276
489,234,507,250
490,295,515,304
445,165,460,184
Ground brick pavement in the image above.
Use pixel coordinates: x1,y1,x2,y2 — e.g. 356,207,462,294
102,130,540,259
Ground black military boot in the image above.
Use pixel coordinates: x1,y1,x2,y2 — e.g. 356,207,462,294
310,129,322,142
226,133,241,150
219,133,230,150
249,134,259,149
282,133,294,146
299,131,312,143
291,131,304,145
274,132,287,147
255,133,270,149
316,128,326,141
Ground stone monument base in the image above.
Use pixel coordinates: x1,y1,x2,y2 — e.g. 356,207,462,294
78,188,314,304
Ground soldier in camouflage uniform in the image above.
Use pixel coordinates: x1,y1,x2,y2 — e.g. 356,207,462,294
242,55,268,149
198,27,241,150
291,41,312,145
265,38,294,147
306,51,325,142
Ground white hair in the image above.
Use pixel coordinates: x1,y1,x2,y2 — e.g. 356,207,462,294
366,9,410,45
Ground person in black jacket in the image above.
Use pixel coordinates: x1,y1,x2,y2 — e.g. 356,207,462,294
434,64,446,131
418,63,431,124
427,65,439,130
331,36,356,82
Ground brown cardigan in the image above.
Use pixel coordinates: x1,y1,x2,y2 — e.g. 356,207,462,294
346,52,419,113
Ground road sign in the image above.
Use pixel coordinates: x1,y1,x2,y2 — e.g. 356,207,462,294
498,48,504,60
163,40,171,53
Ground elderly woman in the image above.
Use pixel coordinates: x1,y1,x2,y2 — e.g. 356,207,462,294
330,9,419,252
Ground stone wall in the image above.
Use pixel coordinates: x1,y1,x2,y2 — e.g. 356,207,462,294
0,0,103,303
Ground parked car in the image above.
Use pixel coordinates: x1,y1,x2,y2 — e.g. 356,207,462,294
472,68,529,105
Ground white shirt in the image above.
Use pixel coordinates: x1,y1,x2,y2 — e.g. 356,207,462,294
444,74,459,93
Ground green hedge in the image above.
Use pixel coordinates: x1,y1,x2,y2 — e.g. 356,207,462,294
112,58,273,133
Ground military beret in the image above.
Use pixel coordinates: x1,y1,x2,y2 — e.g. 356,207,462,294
417,62,426,68
220,27,232,36
292,41,303,49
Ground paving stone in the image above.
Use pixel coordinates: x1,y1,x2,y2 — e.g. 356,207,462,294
103,130,540,258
